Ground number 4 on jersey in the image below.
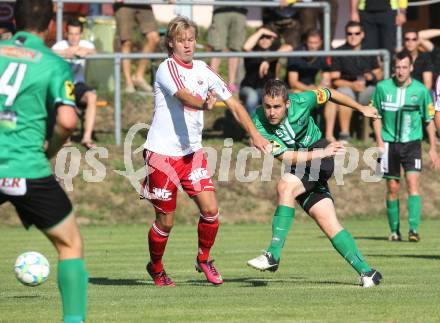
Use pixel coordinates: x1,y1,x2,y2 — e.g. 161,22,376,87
0,63,27,107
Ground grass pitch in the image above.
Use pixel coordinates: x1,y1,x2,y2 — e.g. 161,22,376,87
1,217,440,322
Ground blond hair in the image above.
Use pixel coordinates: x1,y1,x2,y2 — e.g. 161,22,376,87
165,16,198,56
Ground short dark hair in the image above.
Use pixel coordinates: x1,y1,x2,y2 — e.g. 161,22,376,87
14,0,53,33
305,29,322,40
345,21,363,33
395,50,413,65
66,18,83,32
263,79,288,102
403,27,418,37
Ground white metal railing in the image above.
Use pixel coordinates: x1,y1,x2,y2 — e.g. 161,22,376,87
2,0,332,51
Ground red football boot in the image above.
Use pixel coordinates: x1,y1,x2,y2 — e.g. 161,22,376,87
195,259,224,285
147,262,175,287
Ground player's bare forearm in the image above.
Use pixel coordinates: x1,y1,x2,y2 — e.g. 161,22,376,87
425,120,439,168
372,118,384,145
435,112,440,134
329,88,363,112
277,142,345,165
329,88,380,119
46,105,77,158
426,120,437,151
174,89,205,110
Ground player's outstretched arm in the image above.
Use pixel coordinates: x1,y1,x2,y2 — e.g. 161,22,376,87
329,88,380,119
277,142,346,165
224,96,271,153
46,105,77,159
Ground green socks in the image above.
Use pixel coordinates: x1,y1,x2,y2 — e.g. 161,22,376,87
331,229,371,275
267,205,295,261
408,195,421,232
387,196,421,233
58,258,88,323
386,199,400,233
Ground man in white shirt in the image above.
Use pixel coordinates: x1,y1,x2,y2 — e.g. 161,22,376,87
52,18,97,149
143,16,270,287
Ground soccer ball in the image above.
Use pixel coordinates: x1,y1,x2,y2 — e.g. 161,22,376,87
14,252,50,287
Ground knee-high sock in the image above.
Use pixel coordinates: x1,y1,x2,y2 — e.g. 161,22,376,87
58,258,88,323
197,210,219,262
148,222,170,273
408,195,421,232
386,199,400,233
331,229,371,275
267,205,295,262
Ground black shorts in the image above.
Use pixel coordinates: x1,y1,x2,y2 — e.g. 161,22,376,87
0,176,73,230
290,139,334,213
74,82,94,107
379,141,422,180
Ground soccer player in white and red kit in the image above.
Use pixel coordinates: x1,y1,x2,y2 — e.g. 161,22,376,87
142,16,270,286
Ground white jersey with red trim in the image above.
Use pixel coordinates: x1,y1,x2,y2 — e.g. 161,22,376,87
435,75,440,112
145,55,232,156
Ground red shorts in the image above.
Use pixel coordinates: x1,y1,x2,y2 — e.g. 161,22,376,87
141,149,215,213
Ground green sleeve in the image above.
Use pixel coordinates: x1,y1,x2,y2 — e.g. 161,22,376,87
47,59,76,110
252,109,287,157
422,88,434,122
302,88,331,110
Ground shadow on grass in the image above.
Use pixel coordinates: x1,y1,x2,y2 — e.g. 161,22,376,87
89,277,148,286
184,276,329,288
353,236,389,241
6,295,40,299
183,277,269,287
366,254,440,260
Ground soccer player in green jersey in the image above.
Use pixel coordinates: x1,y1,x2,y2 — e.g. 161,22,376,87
372,50,439,242
247,79,383,287
0,1,88,322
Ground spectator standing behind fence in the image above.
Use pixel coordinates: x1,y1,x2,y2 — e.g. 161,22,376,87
402,28,434,91
113,1,174,93
239,28,291,116
262,0,302,49
52,18,97,149
286,29,336,141
207,1,247,93
350,0,407,56
300,0,339,40
330,21,382,142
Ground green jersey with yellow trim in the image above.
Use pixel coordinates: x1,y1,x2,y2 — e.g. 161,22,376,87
252,88,330,156
372,78,434,143
0,32,76,179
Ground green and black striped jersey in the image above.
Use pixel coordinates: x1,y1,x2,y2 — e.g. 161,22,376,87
371,78,434,143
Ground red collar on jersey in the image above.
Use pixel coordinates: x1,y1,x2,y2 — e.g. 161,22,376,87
172,54,193,69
